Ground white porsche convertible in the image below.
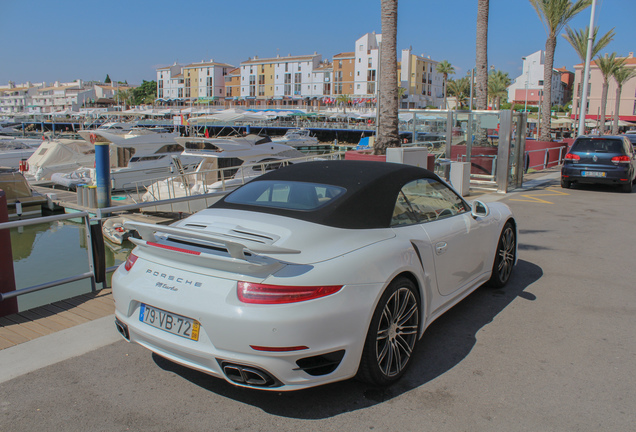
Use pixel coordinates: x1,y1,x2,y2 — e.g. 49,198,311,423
112,160,517,391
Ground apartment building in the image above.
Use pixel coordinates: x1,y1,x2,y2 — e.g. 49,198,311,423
399,48,444,109
224,68,241,102
353,32,381,98
0,82,45,114
571,53,636,122
508,50,566,107
183,60,234,102
156,63,185,101
153,32,445,109
332,52,355,96
310,62,333,99
30,80,110,114
239,53,322,106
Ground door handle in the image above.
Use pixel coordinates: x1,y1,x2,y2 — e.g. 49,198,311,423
435,242,447,255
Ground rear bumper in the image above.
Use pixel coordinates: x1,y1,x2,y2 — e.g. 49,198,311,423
561,166,634,184
111,265,383,391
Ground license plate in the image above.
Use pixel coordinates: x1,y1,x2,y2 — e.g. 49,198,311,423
139,304,200,341
582,171,606,177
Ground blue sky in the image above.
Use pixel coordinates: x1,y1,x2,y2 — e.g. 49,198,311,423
1,0,633,85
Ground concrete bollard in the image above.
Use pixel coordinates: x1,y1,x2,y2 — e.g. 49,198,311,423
87,186,97,208
77,185,85,206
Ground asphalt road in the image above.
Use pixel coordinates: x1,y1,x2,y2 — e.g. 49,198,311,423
1,176,634,431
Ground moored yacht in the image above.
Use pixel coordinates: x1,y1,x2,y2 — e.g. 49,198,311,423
271,128,319,147
48,127,201,190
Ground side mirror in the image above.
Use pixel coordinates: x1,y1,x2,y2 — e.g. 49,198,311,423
471,200,489,218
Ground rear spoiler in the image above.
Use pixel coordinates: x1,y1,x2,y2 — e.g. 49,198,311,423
124,221,300,262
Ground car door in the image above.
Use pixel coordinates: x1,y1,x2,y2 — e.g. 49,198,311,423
392,178,490,296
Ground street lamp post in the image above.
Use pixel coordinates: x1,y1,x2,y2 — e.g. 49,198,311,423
522,57,530,113
468,68,475,111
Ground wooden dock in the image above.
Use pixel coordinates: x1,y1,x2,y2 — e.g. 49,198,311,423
0,288,114,350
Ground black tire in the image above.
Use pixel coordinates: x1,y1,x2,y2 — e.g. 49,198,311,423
357,277,420,386
561,179,571,189
621,183,632,193
488,221,516,288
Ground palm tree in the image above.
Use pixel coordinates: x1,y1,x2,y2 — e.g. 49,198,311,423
488,70,511,109
436,60,455,109
447,77,470,109
529,0,591,141
610,64,636,134
336,94,352,114
375,0,399,155
475,0,489,110
563,25,615,62
595,53,623,134
562,25,614,122
115,89,133,110
397,86,407,108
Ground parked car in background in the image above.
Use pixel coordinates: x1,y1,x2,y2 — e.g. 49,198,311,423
112,160,517,391
561,136,636,193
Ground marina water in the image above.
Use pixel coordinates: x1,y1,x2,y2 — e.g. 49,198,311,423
10,220,130,312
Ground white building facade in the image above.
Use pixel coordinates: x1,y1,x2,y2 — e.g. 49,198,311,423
353,32,381,97
0,82,45,114
508,50,564,107
156,63,185,101
399,48,445,108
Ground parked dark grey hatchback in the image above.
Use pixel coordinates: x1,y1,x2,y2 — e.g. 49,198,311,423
561,136,636,193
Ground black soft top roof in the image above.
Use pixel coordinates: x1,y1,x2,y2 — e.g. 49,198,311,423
212,160,441,229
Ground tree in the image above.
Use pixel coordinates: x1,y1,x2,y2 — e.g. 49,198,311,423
115,88,133,110
488,70,511,109
336,94,352,114
610,64,636,134
436,60,455,109
131,80,157,105
595,53,623,134
375,0,399,155
447,77,470,109
104,74,111,84
562,25,614,122
529,0,591,141
475,0,489,110
562,25,615,61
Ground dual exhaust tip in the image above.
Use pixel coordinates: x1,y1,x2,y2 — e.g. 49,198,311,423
218,361,282,388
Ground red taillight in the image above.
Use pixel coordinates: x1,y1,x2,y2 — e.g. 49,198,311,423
565,153,580,161
611,155,630,163
124,253,138,271
237,281,343,304
147,241,201,255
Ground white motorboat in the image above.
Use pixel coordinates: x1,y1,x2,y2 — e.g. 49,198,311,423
26,137,95,181
271,128,319,147
48,127,201,190
102,216,135,245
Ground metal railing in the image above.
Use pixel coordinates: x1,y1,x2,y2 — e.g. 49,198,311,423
126,150,346,205
525,146,567,172
0,212,102,302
